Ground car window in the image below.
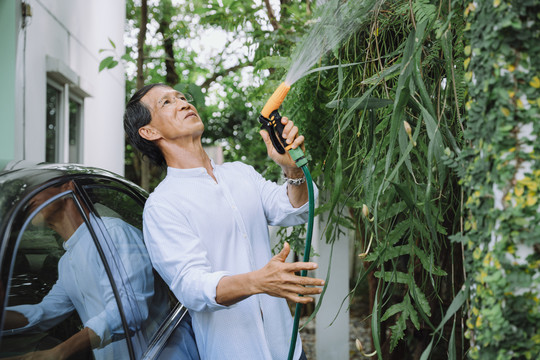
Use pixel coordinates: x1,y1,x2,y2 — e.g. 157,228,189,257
0,183,131,359
83,185,200,359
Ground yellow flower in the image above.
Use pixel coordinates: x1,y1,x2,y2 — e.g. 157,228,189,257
530,76,540,88
493,0,501,7
501,107,510,116
508,90,515,98
464,57,471,70
515,184,524,197
508,64,516,72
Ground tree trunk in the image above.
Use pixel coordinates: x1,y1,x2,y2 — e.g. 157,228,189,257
137,0,150,191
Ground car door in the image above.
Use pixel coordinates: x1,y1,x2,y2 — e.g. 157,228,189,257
0,178,133,359
77,177,200,360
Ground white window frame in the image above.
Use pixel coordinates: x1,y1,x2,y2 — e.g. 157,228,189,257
46,78,84,163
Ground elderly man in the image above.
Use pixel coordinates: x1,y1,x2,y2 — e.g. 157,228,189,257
124,83,323,360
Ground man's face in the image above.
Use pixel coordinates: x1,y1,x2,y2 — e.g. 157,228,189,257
140,86,204,142
28,186,67,226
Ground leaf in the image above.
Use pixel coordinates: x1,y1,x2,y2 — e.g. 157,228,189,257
413,245,448,276
391,182,415,209
254,56,290,72
108,37,116,49
389,314,407,351
121,53,134,62
361,62,402,85
372,286,383,360
420,288,468,360
99,56,118,72
326,97,393,109
368,244,411,263
377,201,407,222
409,281,432,317
386,219,411,246
374,270,410,284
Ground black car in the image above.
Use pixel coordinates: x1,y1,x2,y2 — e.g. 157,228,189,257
0,163,199,359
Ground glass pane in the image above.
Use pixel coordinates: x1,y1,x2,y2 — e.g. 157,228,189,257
68,99,81,163
45,85,61,163
84,186,199,358
0,182,131,359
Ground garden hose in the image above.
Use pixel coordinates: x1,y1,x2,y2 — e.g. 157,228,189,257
287,164,315,360
258,83,316,360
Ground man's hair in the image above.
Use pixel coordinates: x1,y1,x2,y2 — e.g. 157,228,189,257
124,83,169,167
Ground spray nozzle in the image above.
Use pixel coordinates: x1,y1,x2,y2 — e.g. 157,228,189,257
258,82,307,167
261,82,291,118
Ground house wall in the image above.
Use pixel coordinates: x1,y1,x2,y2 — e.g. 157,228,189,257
4,0,126,175
0,1,19,166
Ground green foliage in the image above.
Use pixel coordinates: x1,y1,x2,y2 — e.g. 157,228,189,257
283,0,467,357
453,0,540,358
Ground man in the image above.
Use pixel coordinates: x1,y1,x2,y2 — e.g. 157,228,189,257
124,83,324,359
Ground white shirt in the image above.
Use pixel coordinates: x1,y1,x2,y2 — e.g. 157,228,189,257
7,217,157,359
143,161,318,360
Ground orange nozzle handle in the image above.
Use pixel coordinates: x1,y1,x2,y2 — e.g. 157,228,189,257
260,82,291,118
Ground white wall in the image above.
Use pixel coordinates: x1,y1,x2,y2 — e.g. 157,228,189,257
15,0,126,175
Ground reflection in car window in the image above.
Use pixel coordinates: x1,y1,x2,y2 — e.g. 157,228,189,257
84,187,170,341
0,183,131,359
84,186,200,359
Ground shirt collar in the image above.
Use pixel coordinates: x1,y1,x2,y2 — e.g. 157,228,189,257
166,158,217,178
63,222,88,250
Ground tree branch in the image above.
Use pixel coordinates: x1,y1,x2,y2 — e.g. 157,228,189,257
200,62,253,89
263,0,282,31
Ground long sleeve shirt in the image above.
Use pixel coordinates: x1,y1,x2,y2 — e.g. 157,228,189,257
143,160,318,360
7,217,156,359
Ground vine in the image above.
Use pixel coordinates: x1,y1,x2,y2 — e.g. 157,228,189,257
454,0,540,358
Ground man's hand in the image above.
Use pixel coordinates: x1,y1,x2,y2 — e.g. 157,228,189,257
250,242,324,304
259,117,305,177
216,243,324,306
5,348,62,360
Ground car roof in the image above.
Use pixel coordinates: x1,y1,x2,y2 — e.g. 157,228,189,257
0,163,147,228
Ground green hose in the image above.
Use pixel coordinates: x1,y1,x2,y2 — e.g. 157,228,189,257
287,163,315,360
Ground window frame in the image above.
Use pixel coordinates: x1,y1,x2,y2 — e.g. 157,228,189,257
45,78,84,164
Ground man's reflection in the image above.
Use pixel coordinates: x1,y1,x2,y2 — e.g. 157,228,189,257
2,182,169,359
